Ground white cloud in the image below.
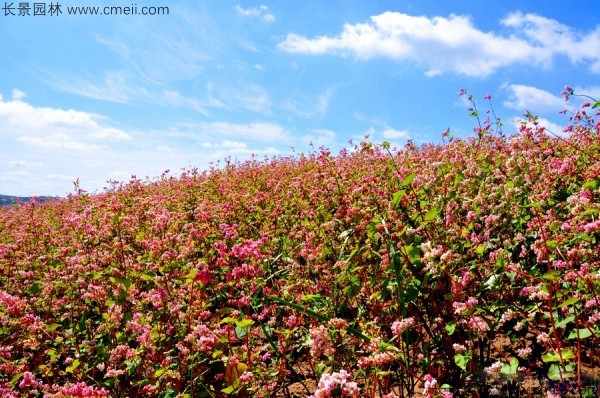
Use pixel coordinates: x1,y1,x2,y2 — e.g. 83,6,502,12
502,12,600,68
0,95,131,144
279,11,600,77
11,89,26,101
382,128,409,140
504,84,600,115
0,93,292,197
503,84,570,113
18,133,100,152
235,4,275,23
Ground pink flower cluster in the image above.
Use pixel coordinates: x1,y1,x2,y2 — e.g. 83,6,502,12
311,370,360,398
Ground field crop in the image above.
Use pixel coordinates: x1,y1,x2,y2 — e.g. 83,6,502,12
0,91,599,397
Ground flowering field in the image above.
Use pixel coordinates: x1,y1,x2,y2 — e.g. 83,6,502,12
0,95,599,397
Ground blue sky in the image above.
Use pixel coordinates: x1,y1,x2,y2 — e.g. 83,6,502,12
1,0,599,196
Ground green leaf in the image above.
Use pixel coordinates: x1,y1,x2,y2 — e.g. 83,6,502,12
559,297,580,308
501,357,519,375
10,373,24,387
47,348,59,361
548,364,575,380
542,349,575,363
454,353,470,371
392,190,406,208
475,245,485,255
401,173,416,187
403,245,421,264
567,328,593,339
592,100,600,109
110,277,132,290
424,207,441,222
583,179,598,190
445,322,456,335
154,368,167,378
555,315,575,329
186,268,198,282
221,385,235,394
46,323,61,332
66,359,80,373
235,318,254,328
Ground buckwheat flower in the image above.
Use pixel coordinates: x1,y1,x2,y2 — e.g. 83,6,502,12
484,361,503,376
453,343,467,353
105,368,125,378
536,332,550,344
468,316,490,332
312,370,360,398
391,317,414,336
484,94,492,100
422,374,438,398
19,371,39,388
239,371,253,382
588,313,600,325
327,317,348,330
516,347,532,357
513,322,525,332
309,325,335,357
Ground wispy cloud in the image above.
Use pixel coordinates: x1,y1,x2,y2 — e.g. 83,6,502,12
235,4,275,23
94,27,210,84
46,70,142,104
205,83,272,114
283,87,334,118
279,11,600,77
46,70,211,115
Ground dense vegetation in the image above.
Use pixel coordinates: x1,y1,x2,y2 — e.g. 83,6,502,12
0,92,599,397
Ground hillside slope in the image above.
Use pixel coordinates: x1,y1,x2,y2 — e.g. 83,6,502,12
0,126,598,397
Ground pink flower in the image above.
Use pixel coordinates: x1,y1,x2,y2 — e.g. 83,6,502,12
484,94,492,100
422,374,438,398
391,317,415,336
309,325,335,357
311,370,360,398
19,371,39,389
